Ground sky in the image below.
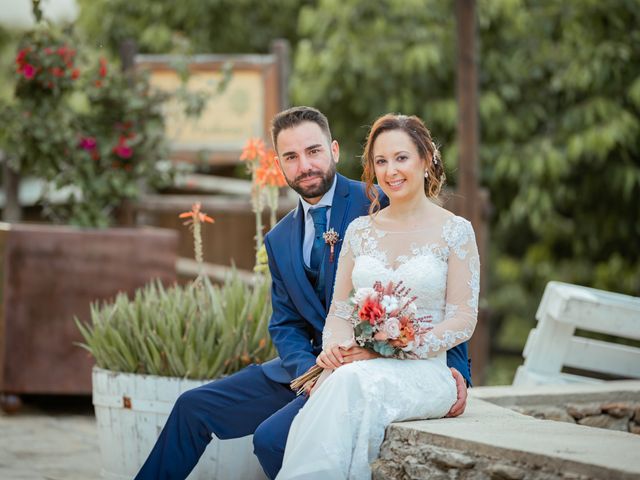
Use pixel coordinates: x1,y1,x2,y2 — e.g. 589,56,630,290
0,0,78,28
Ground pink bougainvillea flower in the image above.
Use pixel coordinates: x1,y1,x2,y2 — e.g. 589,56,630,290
79,137,97,151
15,49,28,70
99,57,107,78
51,67,64,78
23,64,36,79
113,136,133,159
71,69,80,80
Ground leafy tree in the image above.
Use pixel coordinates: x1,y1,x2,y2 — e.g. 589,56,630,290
291,0,640,370
68,0,640,379
75,0,314,54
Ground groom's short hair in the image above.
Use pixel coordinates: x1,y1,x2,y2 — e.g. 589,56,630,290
271,106,332,150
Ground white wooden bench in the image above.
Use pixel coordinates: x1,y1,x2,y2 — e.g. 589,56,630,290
513,281,640,386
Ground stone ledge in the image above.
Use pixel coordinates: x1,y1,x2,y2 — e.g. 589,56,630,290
373,382,640,480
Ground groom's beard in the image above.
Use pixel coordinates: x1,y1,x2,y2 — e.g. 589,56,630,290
287,160,337,200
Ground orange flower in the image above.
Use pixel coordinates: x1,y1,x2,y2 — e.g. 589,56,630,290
240,137,266,162
255,149,287,187
179,202,215,226
389,317,416,348
359,298,385,326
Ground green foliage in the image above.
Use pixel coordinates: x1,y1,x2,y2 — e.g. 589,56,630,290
76,272,276,379
75,0,314,55
291,0,640,363
293,0,456,174
65,0,640,380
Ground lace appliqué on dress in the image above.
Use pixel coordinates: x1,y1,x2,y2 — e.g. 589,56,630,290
442,216,474,260
343,216,388,264
468,255,480,313
421,329,473,354
444,303,458,322
408,242,449,264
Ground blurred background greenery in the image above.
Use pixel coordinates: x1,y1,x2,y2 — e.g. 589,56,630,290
2,0,639,384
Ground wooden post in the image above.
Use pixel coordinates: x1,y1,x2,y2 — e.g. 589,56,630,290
456,0,489,385
270,39,290,111
119,38,138,74
1,152,21,223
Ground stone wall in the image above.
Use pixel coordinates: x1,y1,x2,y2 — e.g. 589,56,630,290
372,427,583,480
371,382,640,480
511,401,640,434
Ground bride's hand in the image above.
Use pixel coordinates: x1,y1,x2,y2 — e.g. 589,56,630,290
316,345,345,369
341,346,380,363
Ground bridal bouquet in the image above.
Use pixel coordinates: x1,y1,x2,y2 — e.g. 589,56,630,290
291,281,432,395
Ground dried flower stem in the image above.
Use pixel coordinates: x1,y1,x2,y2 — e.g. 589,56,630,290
193,218,204,287
290,364,323,395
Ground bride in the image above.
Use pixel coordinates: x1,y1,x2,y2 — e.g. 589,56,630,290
276,113,480,480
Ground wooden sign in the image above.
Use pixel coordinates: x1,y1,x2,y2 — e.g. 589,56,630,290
136,45,288,165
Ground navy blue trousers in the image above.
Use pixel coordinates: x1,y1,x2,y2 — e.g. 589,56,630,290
135,364,304,480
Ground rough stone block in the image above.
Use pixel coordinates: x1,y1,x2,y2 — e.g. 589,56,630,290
487,463,526,480
371,459,403,480
601,401,634,418
404,463,448,480
566,402,602,419
537,406,576,423
431,450,476,470
577,414,630,431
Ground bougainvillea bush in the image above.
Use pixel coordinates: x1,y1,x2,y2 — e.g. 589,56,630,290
3,22,171,227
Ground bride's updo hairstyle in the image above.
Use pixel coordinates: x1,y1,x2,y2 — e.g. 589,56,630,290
362,113,445,215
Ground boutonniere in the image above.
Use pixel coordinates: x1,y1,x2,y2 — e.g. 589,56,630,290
323,228,340,263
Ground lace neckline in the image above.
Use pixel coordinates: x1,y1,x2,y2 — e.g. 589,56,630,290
367,215,444,234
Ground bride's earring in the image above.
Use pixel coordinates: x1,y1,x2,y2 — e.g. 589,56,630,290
424,170,429,179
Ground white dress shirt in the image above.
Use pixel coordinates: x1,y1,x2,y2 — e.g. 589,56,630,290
299,176,337,267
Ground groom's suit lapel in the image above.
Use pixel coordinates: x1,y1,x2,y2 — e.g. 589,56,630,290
323,174,351,310
289,201,326,323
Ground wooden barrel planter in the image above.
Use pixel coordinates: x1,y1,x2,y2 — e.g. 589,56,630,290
92,367,267,480
0,223,178,408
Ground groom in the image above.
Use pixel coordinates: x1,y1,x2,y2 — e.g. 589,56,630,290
135,106,471,480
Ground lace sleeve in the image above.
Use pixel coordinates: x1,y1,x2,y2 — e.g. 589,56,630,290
420,217,479,356
322,221,359,350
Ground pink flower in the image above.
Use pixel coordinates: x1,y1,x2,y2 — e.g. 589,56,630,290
99,57,107,78
15,49,28,70
79,137,97,150
113,136,133,159
23,64,36,79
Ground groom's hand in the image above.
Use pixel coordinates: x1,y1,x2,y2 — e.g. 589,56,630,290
446,367,468,417
341,346,380,363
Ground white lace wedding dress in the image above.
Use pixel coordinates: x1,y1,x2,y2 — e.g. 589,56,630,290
277,212,480,480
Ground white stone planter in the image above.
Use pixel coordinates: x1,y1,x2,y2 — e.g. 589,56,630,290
92,367,267,480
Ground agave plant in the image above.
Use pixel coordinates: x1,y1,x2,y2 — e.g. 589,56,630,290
76,271,276,379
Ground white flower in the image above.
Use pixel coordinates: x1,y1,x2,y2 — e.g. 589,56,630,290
404,301,418,316
380,295,399,312
384,317,401,339
353,287,375,304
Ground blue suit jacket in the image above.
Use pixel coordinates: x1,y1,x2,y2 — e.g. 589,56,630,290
261,174,471,385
